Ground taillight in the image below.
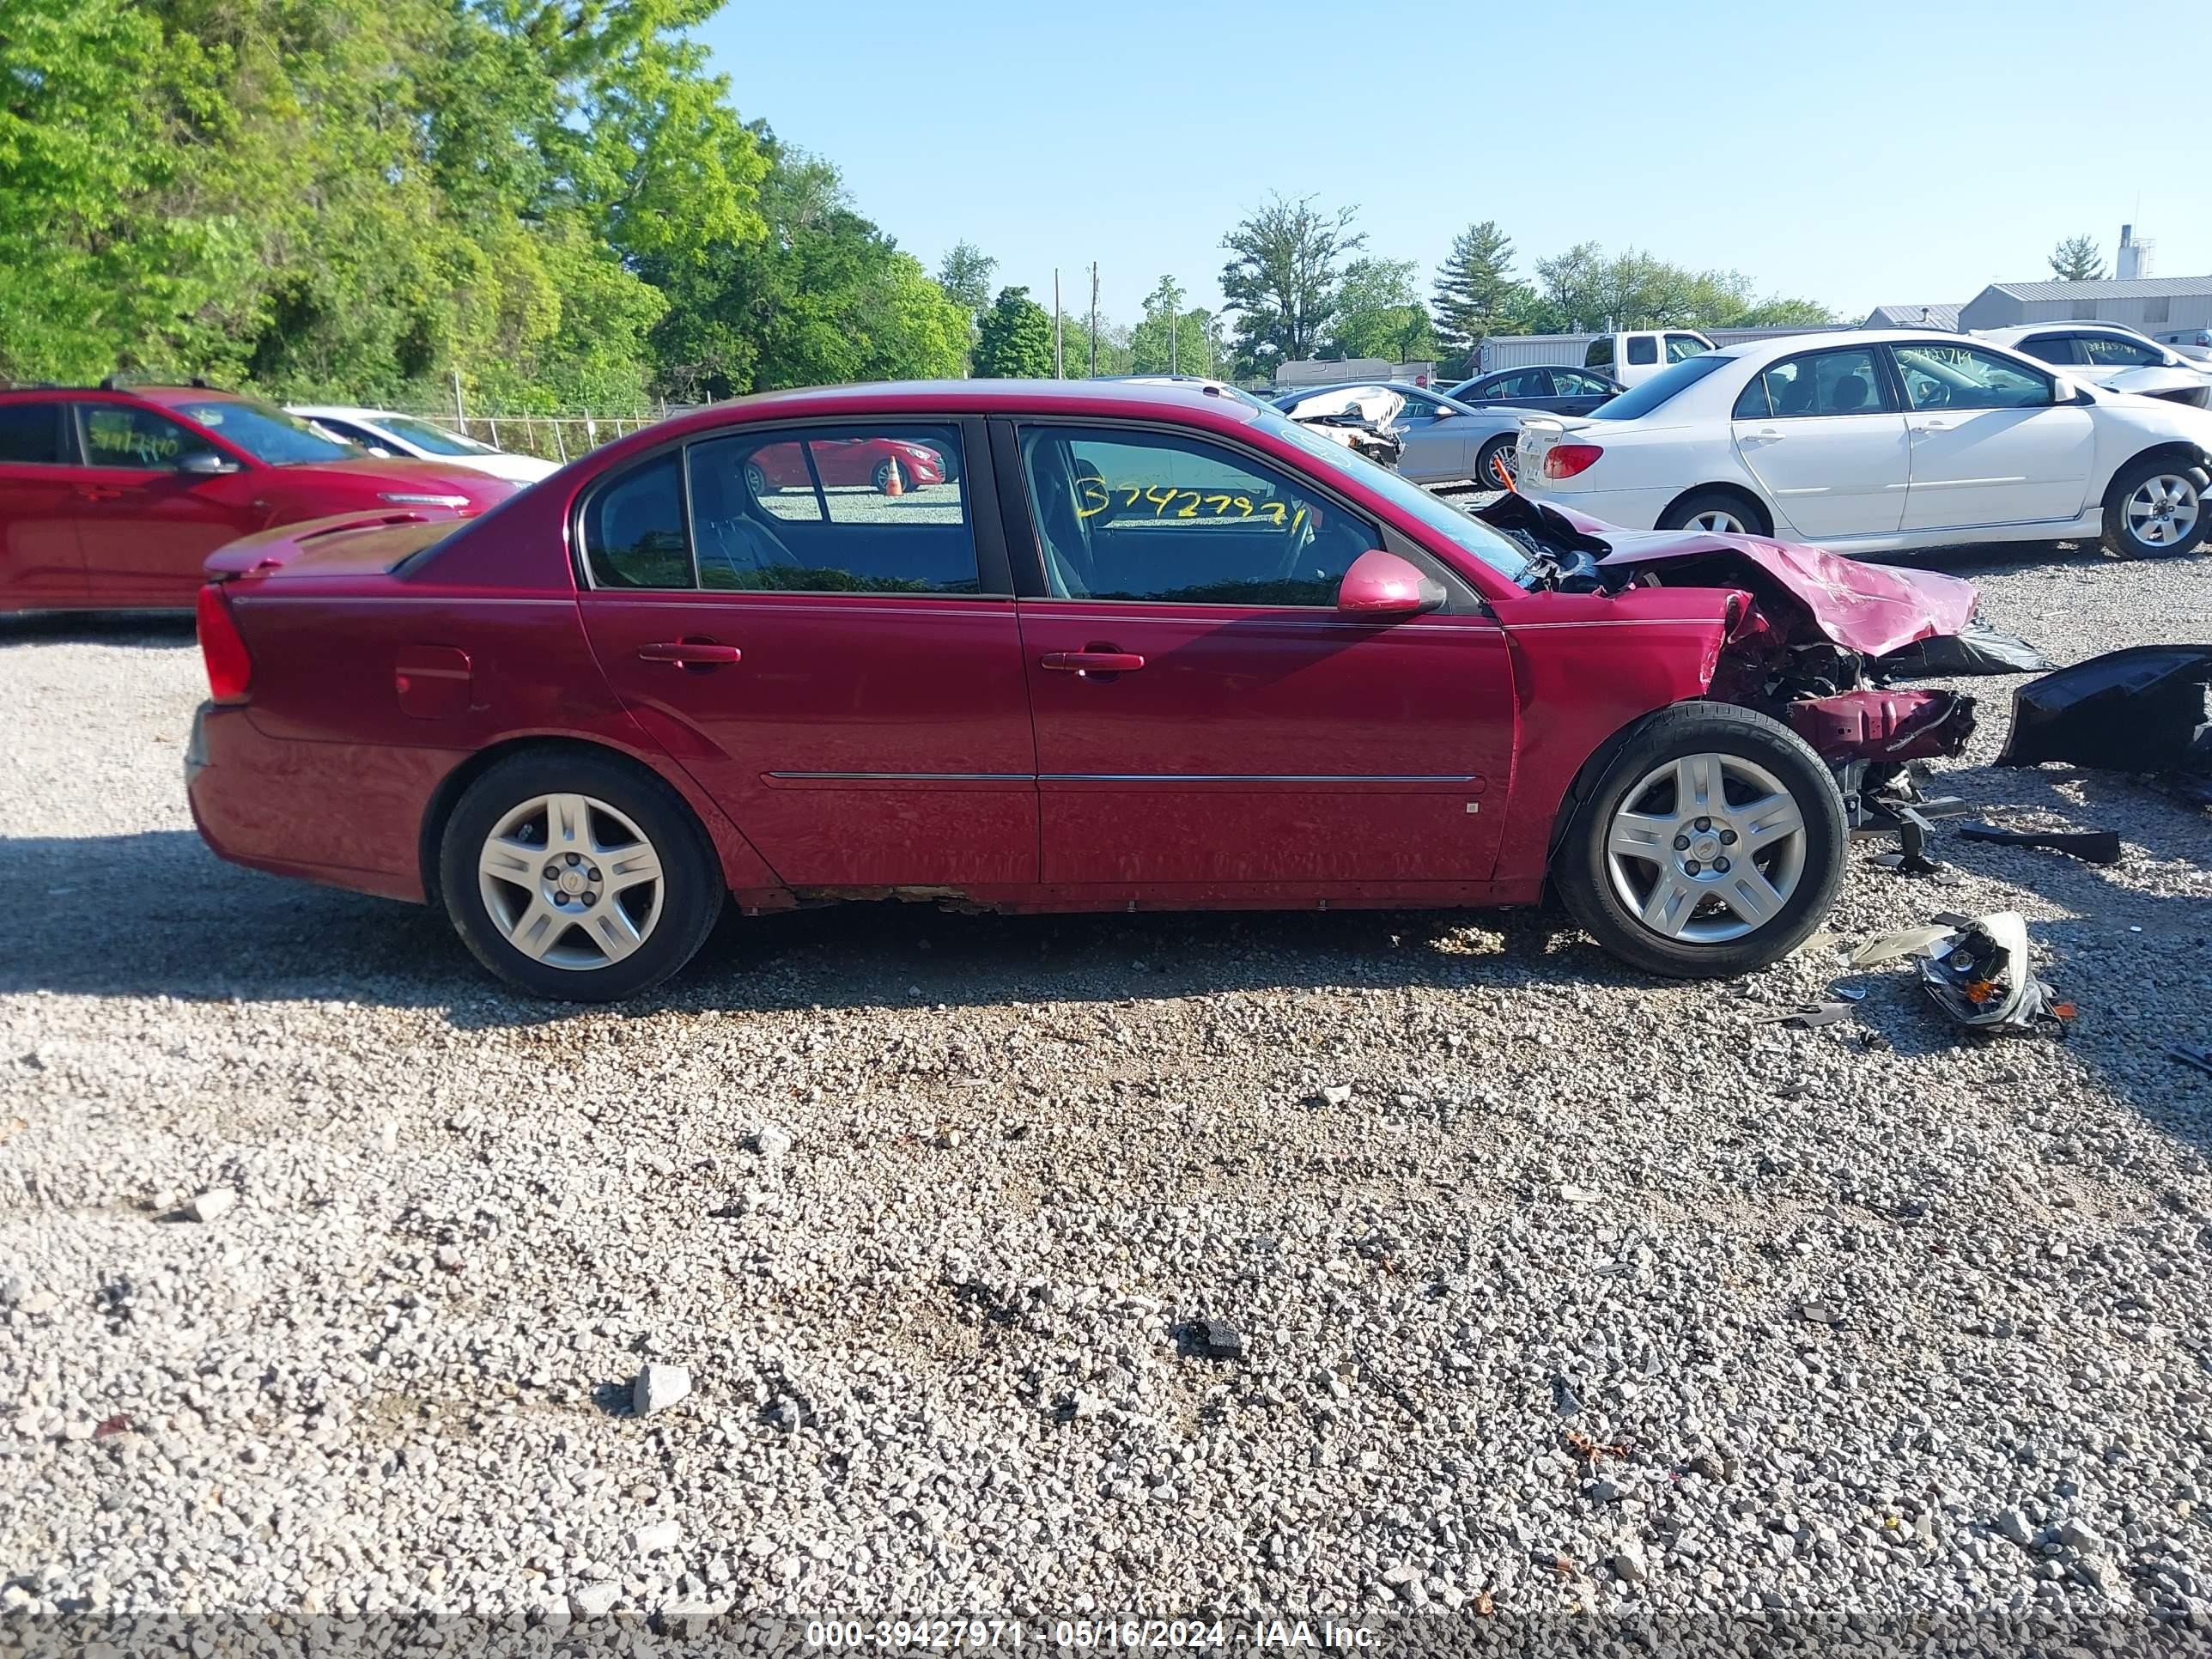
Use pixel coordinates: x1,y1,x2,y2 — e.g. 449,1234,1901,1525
1544,443,1605,481
196,583,252,702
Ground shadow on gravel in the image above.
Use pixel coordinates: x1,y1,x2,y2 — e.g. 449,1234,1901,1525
0,612,197,649
0,829,1647,1028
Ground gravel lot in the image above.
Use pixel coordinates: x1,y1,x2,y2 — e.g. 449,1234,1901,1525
3,544,2211,1644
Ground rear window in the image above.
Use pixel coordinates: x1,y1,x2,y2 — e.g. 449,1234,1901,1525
1626,336,1659,366
1587,352,1735,420
0,403,63,465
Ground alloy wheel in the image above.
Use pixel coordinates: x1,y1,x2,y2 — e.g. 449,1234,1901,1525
476,793,665,970
2126,474,2201,548
1486,445,1519,489
1686,508,1748,533
1605,752,1808,943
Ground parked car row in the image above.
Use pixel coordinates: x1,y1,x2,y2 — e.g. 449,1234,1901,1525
1512,328,2212,560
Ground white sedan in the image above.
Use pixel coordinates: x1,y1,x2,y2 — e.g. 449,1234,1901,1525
288,406,559,484
1515,329,2212,559
1978,322,2212,408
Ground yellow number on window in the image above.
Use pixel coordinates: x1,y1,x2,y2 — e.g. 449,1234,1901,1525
1231,495,1253,517
1174,490,1202,518
1289,505,1308,536
1146,484,1177,515
1075,477,1111,520
1121,485,1144,508
1203,494,1232,516
1259,501,1286,527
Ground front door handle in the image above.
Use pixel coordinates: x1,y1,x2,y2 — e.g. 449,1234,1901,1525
1909,418,1954,436
638,639,742,668
1041,650,1145,673
75,484,126,501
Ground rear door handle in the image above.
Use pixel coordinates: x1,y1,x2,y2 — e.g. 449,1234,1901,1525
638,640,742,668
1041,650,1145,673
75,484,126,500
1910,419,1954,435
1740,427,1783,447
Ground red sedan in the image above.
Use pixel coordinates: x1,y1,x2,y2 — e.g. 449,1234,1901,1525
0,383,515,611
747,434,949,495
187,380,2002,1000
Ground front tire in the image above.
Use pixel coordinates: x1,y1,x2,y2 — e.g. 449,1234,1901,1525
2101,458,2208,559
1657,490,1769,537
440,750,723,1001
1554,703,1844,978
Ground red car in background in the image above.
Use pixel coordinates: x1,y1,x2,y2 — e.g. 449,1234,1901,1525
0,382,516,611
186,380,2011,1002
745,434,948,495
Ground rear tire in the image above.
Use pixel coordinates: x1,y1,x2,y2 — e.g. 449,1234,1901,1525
1657,489,1770,537
1476,434,1519,491
2100,457,2208,559
1554,703,1844,979
440,750,723,1002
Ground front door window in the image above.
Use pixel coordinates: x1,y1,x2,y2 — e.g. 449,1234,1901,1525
1018,426,1376,606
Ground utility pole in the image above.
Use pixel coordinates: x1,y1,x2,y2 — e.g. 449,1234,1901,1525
1054,269,1064,379
1089,263,1099,378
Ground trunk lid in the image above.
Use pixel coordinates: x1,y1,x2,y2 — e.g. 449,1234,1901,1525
204,509,468,581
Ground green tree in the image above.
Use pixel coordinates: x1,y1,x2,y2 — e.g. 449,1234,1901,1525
1057,312,1132,378
648,141,966,398
1128,276,1218,377
1431,222,1534,367
2049,234,2107,282
936,241,998,320
1534,243,1831,334
1218,195,1364,377
973,286,1056,378
1325,257,1436,362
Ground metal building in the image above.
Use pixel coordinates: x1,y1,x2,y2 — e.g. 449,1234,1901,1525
1861,303,1961,331
1958,276,2212,334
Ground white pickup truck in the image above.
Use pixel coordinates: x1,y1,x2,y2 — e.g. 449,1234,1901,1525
1582,329,1717,389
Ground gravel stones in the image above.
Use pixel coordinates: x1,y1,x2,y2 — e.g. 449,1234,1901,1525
633,1363,691,1417
183,1188,234,1223
2,561,2210,1624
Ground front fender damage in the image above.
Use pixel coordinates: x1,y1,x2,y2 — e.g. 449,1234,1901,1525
1475,492,2045,780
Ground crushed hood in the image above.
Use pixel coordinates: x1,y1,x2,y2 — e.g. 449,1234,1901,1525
1479,493,1979,659
1285,385,1406,427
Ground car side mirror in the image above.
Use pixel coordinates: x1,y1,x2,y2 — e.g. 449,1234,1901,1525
1428,407,1453,421
1336,549,1445,619
179,452,240,476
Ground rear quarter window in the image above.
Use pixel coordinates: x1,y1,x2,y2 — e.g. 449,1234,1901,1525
0,403,64,464
1587,352,1736,421
582,452,693,588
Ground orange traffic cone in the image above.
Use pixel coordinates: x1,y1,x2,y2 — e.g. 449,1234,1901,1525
883,458,904,496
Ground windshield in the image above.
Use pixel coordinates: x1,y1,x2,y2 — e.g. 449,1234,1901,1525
1586,352,1735,421
373,415,496,456
1255,409,1531,584
173,398,359,465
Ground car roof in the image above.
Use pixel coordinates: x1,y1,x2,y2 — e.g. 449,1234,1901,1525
665,378,1269,431
289,404,406,420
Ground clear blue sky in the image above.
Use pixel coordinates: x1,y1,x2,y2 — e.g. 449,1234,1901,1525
696,0,2201,328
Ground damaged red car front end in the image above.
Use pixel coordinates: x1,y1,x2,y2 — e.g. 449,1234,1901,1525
1476,493,2044,806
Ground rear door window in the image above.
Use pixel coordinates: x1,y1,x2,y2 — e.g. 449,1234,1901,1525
1584,338,1613,369
1664,333,1710,363
1626,336,1659,367
1743,347,1894,418
2017,334,2079,365
686,425,977,593
0,403,66,465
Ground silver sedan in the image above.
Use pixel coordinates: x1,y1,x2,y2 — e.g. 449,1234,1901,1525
1272,381,1532,488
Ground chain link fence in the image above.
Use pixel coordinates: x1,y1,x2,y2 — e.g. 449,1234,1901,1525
388,407,697,463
